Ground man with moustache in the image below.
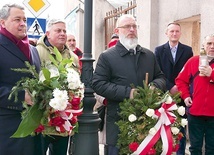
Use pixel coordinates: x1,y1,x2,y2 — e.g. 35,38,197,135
92,14,166,155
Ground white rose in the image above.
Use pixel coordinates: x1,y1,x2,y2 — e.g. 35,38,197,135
53,88,69,101
165,94,173,104
146,108,155,117
68,80,81,89
177,106,186,116
149,127,157,135
49,98,68,111
66,68,80,81
67,72,82,89
171,127,180,135
181,118,188,127
128,114,137,122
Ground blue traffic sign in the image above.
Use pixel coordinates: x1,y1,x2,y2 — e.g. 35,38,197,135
27,18,46,39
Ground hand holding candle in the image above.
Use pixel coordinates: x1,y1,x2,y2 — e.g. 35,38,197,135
199,47,208,76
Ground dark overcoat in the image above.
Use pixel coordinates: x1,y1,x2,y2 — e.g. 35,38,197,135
155,42,193,90
0,34,41,155
92,41,166,145
155,42,193,107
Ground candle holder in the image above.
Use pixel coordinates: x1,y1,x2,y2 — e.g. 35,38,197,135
199,47,208,76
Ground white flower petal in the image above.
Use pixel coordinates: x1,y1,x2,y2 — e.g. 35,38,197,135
177,106,186,116
128,114,137,122
146,108,155,117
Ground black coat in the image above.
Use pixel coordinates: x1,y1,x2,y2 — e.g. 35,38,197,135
155,42,193,108
0,34,41,155
155,42,193,90
92,41,166,145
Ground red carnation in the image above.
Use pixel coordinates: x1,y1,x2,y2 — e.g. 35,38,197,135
35,124,45,133
70,116,78,125
129,142,139,152
69,97,81,110
58,125,66,133
49,116,65,127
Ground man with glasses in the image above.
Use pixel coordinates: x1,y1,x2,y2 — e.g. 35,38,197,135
92,14,166,155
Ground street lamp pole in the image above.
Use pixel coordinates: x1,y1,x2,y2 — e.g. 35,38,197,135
73,0,100,155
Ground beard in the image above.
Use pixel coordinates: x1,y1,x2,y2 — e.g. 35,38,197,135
119,33,138,49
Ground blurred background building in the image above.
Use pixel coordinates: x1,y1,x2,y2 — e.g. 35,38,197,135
62,0,214,63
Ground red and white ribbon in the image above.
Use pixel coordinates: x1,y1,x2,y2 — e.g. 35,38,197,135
56,108,83,134
132,102,177,155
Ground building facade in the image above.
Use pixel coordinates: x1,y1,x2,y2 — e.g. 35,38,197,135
63,0,214,61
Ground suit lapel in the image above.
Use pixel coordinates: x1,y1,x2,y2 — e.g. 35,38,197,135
174,43,184,64
0,35,29,63
163,43,174,64
29,45,41,73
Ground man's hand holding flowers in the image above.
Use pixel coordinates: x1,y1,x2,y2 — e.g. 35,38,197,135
9,47,84,137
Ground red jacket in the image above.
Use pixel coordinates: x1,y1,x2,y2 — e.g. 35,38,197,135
73,47,83,71
176,56,214,116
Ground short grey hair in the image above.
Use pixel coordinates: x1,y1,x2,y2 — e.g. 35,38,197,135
0,3,24,20
46,18,66,30
203,34,214,44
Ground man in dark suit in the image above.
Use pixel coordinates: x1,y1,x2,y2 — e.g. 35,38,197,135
0,3,42,155
155,22,193,155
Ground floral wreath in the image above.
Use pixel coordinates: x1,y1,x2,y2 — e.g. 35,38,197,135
9,47,84,137
117,84,187,155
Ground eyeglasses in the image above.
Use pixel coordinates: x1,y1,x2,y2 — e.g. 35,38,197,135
117,24,138,29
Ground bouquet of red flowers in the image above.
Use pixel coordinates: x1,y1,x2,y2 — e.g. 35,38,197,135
9,47,84,137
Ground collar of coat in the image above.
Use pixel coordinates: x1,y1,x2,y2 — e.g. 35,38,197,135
115,41,146,57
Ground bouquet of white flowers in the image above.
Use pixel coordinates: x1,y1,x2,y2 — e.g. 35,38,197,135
9,47,84,137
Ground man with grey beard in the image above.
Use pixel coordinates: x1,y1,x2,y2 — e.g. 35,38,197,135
92,14,166,155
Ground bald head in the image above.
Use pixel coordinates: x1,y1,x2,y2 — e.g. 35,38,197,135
67,34,76,51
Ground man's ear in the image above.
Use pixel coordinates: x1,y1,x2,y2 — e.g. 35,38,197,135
46,31,50,38
0,19,5,28
114,28,119,35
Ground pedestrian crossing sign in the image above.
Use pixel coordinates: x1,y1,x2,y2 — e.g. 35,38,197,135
27,17,46,39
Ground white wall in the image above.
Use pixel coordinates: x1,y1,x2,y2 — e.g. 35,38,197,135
63,0,214,58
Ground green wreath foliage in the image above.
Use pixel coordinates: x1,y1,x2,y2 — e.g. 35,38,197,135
117,83,183,155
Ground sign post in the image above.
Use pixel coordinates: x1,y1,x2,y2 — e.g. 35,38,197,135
23,0,50,39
